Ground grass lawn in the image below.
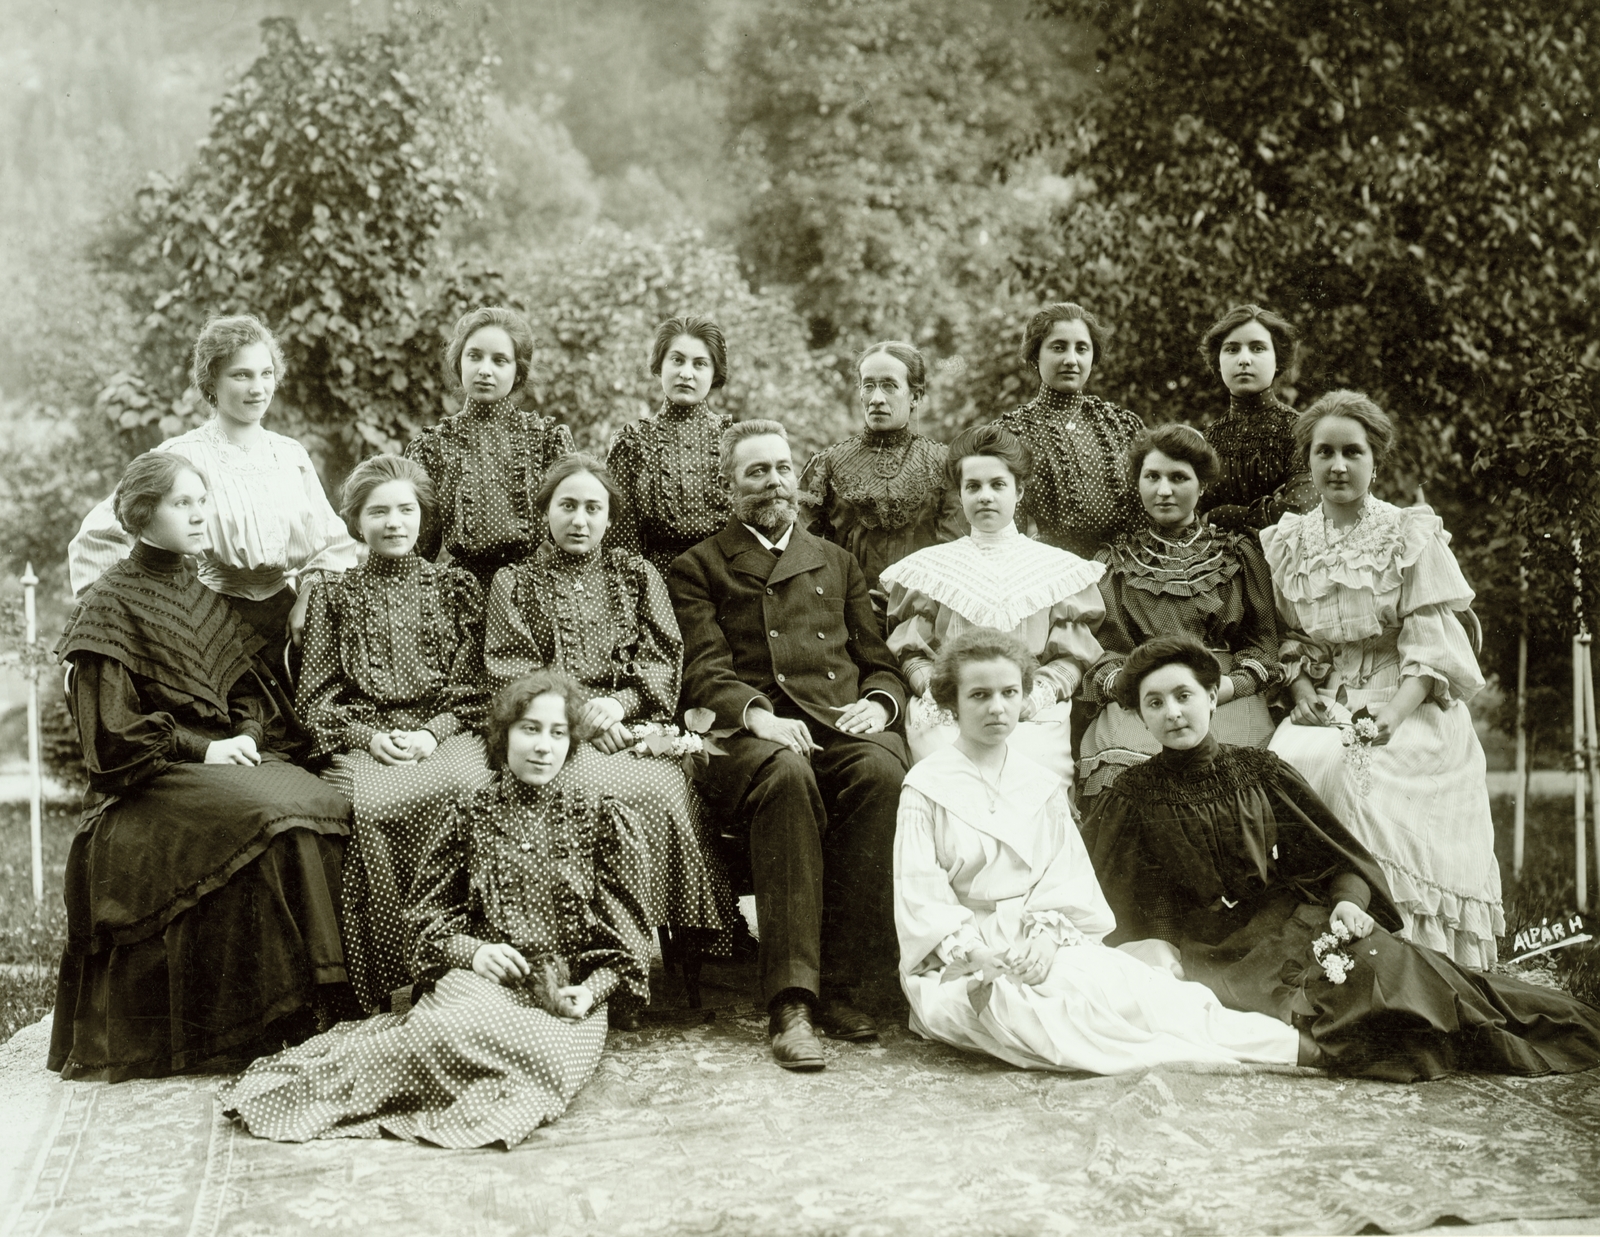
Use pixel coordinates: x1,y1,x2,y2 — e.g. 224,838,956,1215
0,789,1596,1049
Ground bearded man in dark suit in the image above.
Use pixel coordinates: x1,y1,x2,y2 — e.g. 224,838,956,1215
668,419,909,1071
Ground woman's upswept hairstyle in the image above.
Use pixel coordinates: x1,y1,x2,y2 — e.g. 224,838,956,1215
929,627,1038,714
113,451,209,538
945,422,1033,492
339,454,435,540
718,418,789,480
191,314,285,407
484,669,596,770
1020,302,1111,371
1124,423,1221,493
650,315,728,391
532,452,627,527
1293,389,1395,467
1199,303,1300,381
856,340,928,400
444,306,537,393
1115,634,1223,713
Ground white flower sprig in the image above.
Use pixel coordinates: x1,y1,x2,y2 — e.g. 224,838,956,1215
1310,917,1356,985
625,721,705,760
1338,709,1382,796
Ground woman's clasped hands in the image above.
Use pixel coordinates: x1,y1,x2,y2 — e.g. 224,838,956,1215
368,729,439,764
471,943,595,1019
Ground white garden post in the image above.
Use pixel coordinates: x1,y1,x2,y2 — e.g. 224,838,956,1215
1513,563,1528,878
22,562,43,904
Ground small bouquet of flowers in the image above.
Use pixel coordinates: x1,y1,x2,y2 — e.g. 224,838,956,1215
1336,705,1382,797
625,708,732,777
1310,917,1357,985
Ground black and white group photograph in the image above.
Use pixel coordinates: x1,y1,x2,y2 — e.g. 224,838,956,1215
0,0,1597,1233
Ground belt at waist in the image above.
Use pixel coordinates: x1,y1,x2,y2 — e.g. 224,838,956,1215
200,560,292,601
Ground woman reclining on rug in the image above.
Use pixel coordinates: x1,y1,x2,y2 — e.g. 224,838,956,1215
220,670,653,1148
893,627,1305,1074
1083,634,1600,1081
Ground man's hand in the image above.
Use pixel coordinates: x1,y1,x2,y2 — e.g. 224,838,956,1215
581,696,626,734
205,734,262,765
591,722,634,755
472,943,531,986
833,698,889,736
746,707,821,756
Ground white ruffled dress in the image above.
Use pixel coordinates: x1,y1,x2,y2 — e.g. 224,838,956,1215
1262,500,1505,967
894,745,1301,1074
879,523,1105,780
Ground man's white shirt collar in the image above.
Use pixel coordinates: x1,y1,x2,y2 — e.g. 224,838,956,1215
742,522,794,552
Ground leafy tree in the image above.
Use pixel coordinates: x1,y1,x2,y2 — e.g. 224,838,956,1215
96,15,498,475
725,0,1090,428
1030,0,1600,501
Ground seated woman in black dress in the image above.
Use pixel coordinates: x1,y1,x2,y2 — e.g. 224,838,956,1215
297,454,494,1011
51,451,353,1082
484,453,732,973
1083,634,1600,1081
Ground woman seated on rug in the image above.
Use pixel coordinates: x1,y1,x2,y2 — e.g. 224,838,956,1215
1084,635,1600,1082
894,627,1304,1074
68,314,359,664
1262,390,1503,967
297,453,495,1012
879,423,1105,781
606,314,735,576
51,451,353,1083
220,671,653,1148
800,340,965,621
406,305,575,587
1077,423,1280,798
483,453,732,981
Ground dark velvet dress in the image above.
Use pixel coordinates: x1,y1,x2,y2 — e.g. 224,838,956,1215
50,542,351,1082
800,427,966,617
484,541,732,940
606,399,733,576
220,769,653,1148
993,386,1145,558
298,553,494,1010
1084,735,1600,1082
1078,519,1281,796
1199,390,1318,533
406,395,575,585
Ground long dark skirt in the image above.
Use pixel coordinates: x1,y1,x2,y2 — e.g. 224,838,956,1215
49,759,351,1082
1183,893,1600,1082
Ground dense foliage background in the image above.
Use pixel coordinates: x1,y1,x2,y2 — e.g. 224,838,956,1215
0,0,1595,765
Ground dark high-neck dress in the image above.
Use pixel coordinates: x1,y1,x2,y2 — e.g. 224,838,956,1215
606,398,733,576
1078,517,1280,796
800,425,965,617
993,385,1145,558
484,541,732,942
1199,389,1318,533
297,552,494,1010
406,395,575,585
1084,735,1600,1082
51,542,351,1081
220,768,653,1148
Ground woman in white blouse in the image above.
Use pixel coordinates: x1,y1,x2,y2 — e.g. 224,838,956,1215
69,315,358,659
1263,390,1503,968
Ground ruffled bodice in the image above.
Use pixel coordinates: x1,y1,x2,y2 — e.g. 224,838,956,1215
606,400,733,573
1200,390,1318,532
1261,500,1482,703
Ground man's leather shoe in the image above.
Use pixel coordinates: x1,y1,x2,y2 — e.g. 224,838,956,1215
815,999,877,1041
769,999,826,1070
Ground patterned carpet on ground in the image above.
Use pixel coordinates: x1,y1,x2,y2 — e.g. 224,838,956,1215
4,966,1600,1237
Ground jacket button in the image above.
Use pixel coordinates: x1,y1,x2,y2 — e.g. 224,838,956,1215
817,631,826,639
769,629,779,638
827,671,836,680
815,586,824,594
777,673,786,683
766,587,774,595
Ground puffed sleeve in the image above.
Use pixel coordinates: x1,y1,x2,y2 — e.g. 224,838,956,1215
1033,582,1106,703
577,797,653,1003
1225,537,1283,699
884,584,944,695
604,423,645,558
406,795,487,979
1086,552,1139,704
295,578,382,758
893,785,980,976
799,450,834,541
1397,533,1483,704
612,556,683,723
291,442,360,578
67,493,133,598
424,568,489,737
483,566,545,693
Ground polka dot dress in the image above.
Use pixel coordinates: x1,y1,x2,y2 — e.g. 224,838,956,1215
297,556,494,1011
606,400,733,575
218,773,652,1149
406,396,576,583
994,386,1145,559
